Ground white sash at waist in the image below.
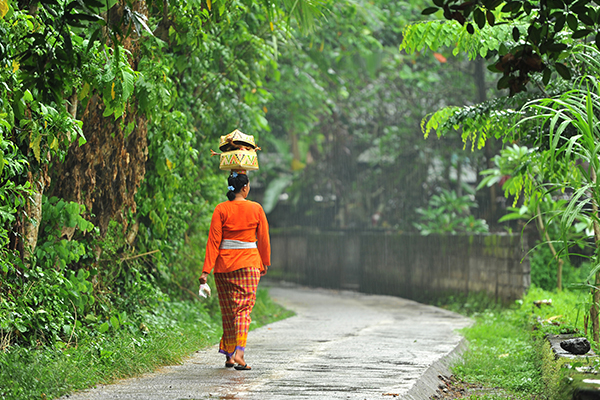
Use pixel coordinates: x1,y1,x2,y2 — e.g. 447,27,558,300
220,239,257,249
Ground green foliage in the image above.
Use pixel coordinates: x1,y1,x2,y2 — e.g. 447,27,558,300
1,0,101,161
0,133,30,271
1,197,96,346
415,0,600,94
435,291,503,316
521,286,590,337
131,0,293,294
530,245,592,292
0,299,217,399
417,91,550,149
514,74,600,253
478,144,536,206
1,0,322,352
450,287,590,398
414,188,489,235
400,19,516,61
36,197,95,267
421,105,460,140
0,263,96,345
262,0,491,230
466,62,600,338
475,81,600,293
403,12,600,145
0,288,291,400
86,44,140,120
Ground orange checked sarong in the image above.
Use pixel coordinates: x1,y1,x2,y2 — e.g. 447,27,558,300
214,267,261,357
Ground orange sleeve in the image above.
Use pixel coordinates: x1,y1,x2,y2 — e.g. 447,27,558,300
202,206,223,275
256,204,271,267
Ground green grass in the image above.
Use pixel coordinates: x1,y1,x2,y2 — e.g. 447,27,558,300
0,287,293,400
438,286,593,399
519,286,590,336
453,309,544,398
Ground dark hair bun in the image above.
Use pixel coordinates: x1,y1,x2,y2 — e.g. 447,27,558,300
226,173,249,200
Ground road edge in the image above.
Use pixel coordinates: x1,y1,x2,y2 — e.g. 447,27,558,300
401,336,468,400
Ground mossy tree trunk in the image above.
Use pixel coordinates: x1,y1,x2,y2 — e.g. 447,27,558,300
49,0,149,236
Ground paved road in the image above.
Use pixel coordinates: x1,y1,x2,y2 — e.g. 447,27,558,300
62,284,471,400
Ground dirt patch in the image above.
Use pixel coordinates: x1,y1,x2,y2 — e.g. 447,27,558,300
430,375,542,399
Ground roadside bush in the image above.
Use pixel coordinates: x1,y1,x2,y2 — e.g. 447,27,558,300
520,285,590,336
1,197,98,347
414,188,489,235
529,244,592,292
0,134,31,277
0,192,221,350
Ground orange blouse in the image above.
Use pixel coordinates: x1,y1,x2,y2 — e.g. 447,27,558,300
202,200,271,275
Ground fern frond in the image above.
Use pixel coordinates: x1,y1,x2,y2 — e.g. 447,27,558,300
421,106,459,139
400,19,523,61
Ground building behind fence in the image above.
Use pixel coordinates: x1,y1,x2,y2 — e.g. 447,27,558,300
269,230,530,303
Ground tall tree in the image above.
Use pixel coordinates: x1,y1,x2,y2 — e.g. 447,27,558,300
261,0,495,231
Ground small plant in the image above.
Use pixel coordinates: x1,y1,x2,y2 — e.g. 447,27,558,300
414,188,489,235
529,245,592,292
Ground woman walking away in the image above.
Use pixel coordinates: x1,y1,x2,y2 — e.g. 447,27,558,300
199,171,270,371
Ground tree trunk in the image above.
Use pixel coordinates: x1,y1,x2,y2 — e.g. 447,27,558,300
49,0,149,235
474,57,486,103
290,131,304,171
18,0,48,261
456,159,463,197
22,166,50,260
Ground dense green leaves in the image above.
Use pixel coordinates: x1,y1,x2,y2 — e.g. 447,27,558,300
1,197,97,344
415,0,600,94
0,0,324,350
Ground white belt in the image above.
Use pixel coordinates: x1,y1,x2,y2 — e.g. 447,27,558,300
220,239,257,249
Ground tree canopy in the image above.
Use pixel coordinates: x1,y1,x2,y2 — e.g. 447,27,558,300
0,0,519,351
419,0,600,94
260,0,495,231
410,0,600,339
0,0,324,347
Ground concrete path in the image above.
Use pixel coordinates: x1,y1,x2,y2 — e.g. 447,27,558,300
62,284,471,400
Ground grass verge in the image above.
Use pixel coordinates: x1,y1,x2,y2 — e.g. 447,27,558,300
0,287,293,400
434,286,592,399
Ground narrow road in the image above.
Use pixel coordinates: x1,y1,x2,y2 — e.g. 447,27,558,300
63,284,471,400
